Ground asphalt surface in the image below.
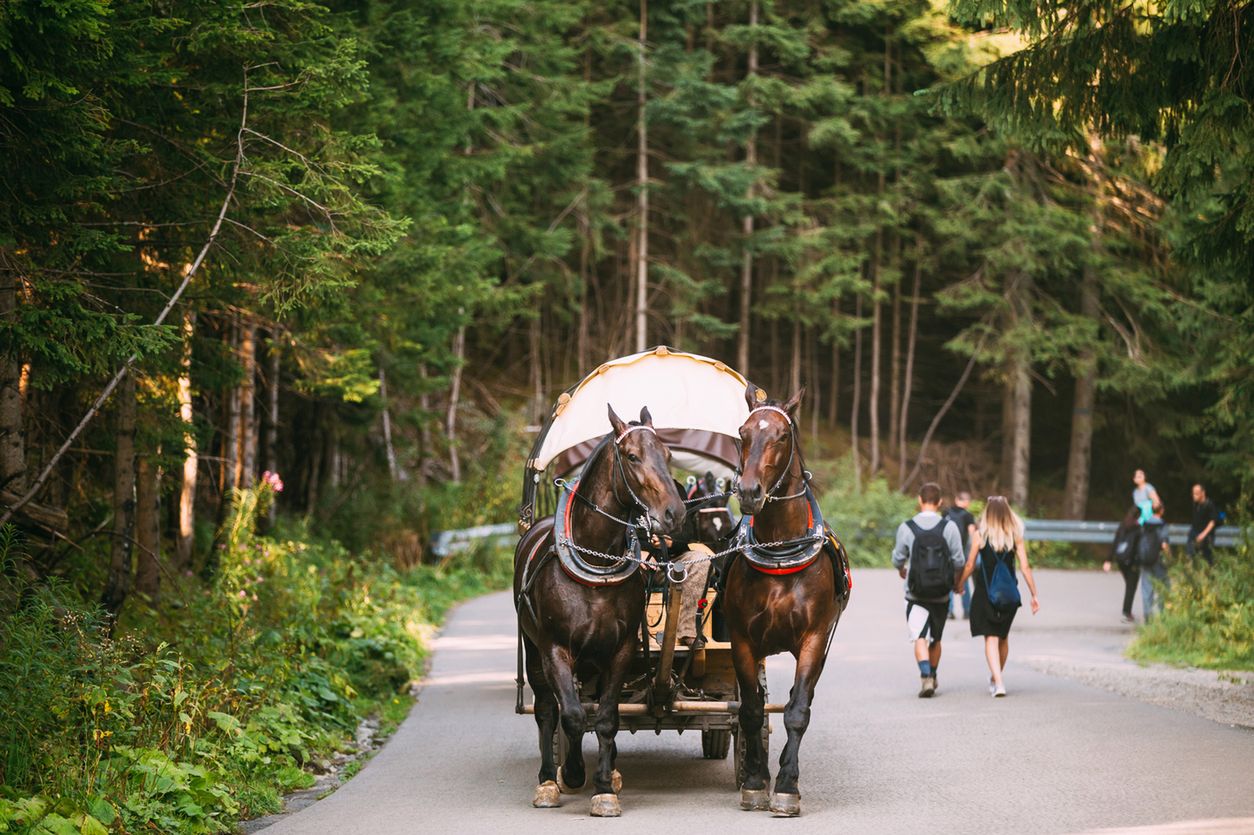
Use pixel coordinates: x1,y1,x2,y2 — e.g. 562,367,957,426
259,569,1254,835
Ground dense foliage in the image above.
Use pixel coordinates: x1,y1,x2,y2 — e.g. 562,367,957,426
1130,544,1254,671
0,496,509,833
2,1,1251,829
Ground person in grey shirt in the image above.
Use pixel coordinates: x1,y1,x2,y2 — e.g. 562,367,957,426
892,482,965,698
1132,469,1161,523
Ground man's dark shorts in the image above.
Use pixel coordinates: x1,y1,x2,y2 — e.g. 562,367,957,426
906,600,949,643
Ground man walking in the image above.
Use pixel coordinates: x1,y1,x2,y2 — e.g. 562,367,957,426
892,482,965,698
1188,483,1218,565
945,491,977,619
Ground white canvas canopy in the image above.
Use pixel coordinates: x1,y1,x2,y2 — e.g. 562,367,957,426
529,347,750,480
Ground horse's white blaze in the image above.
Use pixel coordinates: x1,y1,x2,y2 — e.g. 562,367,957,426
758,419,769,429
712,517,724,532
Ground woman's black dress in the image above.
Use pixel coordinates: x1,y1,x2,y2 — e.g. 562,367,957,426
969,543,1019,638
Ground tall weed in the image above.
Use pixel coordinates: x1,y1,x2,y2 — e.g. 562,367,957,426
1129,539,1254,670
0,485,510,834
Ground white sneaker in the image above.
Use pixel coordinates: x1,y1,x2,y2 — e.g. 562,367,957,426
988,677,996,696
993,683,1006,698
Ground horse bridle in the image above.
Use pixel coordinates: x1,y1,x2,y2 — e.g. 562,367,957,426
744,405,811,505
559,424,660,534
610,424,660,531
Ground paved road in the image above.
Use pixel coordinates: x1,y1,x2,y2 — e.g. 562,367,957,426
260,569,1254,834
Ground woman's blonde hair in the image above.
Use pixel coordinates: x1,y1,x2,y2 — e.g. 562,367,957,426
979,496,1024,553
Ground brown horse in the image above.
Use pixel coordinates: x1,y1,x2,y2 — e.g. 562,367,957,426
723,385,850,816
514,405,685,816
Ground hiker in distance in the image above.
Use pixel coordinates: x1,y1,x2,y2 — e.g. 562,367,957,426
955,496,1040,697
1187,483,1219,565
891,482,965,698
945,491,977,620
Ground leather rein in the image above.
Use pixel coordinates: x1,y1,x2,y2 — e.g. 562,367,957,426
547,426,661,587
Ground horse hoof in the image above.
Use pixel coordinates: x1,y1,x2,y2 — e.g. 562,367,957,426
557,767,584,794
739,788,770,811
590,793,622,817
532,781,561,808
769,793,801,817
611,769,623,794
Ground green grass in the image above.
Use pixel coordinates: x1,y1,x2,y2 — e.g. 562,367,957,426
1128,541,1254,671
0,497,511,834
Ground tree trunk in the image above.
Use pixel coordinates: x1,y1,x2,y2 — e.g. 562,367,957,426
264,334,281,526
380,367,399,482
869,263,882,475
239,323,257,489
447,324,466,483
101,374,137,618
867,29,890,477
790,313,802,396
828,299,841,424
304,407,323,517
222,319,241,497
529,315,543,421
999,366,1016,492
1009,347,1032,508
577,205,591,371
736,0,758,376
417,364,432,485
1064,138,1105,520
0,274,24,494
175,311,196,571
850,293,863,483
888,243,902,450
898,250,921,486
134,452,161,599
1064,265,1100,518
635,0,650,352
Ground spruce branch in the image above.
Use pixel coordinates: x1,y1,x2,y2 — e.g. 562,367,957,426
0,71,252,529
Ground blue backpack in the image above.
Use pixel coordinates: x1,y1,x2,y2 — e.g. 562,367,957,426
982,548,1021,612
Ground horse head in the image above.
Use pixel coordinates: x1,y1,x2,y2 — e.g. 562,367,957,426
735,384,804,516
690,471,735,546
607,404,686,536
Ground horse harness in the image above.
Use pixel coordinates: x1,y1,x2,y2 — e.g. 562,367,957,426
735,405,853,596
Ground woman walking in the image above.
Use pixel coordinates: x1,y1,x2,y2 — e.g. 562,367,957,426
955,497,1040,697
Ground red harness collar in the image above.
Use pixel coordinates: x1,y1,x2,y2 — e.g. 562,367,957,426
746,503,820,575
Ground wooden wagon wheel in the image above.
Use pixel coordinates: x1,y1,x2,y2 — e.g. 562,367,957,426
732,662,770,787
701,727,731,759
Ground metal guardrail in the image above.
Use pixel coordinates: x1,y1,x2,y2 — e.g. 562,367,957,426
1023,519,1241,548
430,518,1243,557
429,522,516,558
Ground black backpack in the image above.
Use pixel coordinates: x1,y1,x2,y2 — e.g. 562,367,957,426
1138,523,1164,567
906,519,954,598
1113,526,1141,569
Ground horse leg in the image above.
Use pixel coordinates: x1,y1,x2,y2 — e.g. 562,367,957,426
732,638,770,811
589,638,633,816
525,636,562,808
538,644,586,807
770,634,828,817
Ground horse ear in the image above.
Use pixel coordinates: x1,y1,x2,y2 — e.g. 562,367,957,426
745,381,768,410
639,406,653,426
607,403,627,438
783,387,806,417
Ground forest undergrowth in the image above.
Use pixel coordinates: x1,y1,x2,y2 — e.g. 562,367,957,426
0,489,510,834
1129,543,1254,672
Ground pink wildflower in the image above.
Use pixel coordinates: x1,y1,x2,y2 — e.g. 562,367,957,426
261,471,285,493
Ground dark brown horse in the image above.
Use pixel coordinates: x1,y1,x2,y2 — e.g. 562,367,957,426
723,385,850,816
514,405,685,816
